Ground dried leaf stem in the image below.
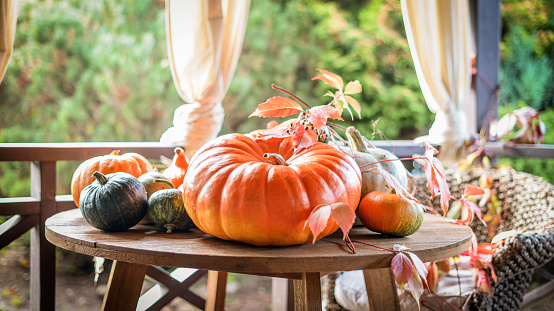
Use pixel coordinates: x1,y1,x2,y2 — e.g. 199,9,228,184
272,84,312,109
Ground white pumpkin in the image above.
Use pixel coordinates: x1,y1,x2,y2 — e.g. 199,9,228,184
339,127,408,198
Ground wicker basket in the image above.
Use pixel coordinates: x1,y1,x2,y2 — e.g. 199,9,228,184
322,167,554,311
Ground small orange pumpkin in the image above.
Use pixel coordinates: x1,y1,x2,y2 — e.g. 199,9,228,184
71,150,154,207
162,147,189,188
358,191,424,237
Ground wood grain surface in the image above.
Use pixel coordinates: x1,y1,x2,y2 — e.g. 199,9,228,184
45,209,472,275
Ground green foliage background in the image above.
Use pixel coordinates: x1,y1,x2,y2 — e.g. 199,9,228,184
0,0,553,196
497,0,554,184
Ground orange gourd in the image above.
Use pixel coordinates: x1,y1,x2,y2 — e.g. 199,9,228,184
162,147,189,188
182,133,362,246
71,150,154,207
358,191,424,237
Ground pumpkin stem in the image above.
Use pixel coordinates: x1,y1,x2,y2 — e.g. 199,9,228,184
263,153,288,166
345,126,375,152
165,224,176,234
154,178,176,189
91,171,109,186
110,150,120,156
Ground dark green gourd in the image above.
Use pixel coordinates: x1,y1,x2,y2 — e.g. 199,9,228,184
79,171,147,232
147,179,194,233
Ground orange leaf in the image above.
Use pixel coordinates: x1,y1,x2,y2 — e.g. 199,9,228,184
391,252,413,291
344,95,361,118
459,197,486,226
330,203,356,240
266,120,279,130
426,263,439,291
464,185,485,197
256,121,294,140
306,105,343,130
306,204,331,244
344,81,362,95
474,269,493,296
421,142,451,214
312,69,344,89
249,96,303,118
290,123,319,150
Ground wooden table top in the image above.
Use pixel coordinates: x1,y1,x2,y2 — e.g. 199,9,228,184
46,209,472,276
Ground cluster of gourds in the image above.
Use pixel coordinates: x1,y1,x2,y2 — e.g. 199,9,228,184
71,148,194,233
71,127,423,245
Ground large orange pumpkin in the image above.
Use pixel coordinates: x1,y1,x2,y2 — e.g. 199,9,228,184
71,150,154,207
182,133,362,246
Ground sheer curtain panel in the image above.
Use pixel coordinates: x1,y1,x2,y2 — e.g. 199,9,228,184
161,0,250,159
0,0,20,84
401,0,475,166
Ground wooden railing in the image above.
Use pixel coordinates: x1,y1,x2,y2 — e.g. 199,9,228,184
0,141,553,310
0,142,176,311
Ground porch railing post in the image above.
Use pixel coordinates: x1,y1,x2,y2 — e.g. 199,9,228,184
30,161,57,311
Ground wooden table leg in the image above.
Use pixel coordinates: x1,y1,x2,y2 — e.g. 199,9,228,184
102,260,148,311
363,268,400,311
206,270,227,311
293,272,321,311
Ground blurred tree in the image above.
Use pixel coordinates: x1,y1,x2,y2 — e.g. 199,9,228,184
224,0,432,140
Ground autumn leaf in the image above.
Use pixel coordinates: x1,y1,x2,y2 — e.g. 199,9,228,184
421,142,451,215
306,202,356,243
306,105,343,130
465,185,485,197
453,185,486,226
474,269,493,296
408,269,425,308
344,95,361,118
391,252,414,291
256,120,295,140
266,120,279,129
390,245,428,309
290,122,319,149
408,252,428,282
249,96,303,118
426,262,439,291
330,203,356,240
344,81,362,95
306,204,331,243
312,69,344,90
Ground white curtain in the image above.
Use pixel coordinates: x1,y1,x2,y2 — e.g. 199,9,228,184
161,0,250,158
401,0,475,166
0,0,20,84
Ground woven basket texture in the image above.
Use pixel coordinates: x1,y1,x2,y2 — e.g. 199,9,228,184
322,167,554,311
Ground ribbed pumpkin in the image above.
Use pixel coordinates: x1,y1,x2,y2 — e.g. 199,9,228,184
148,180,194,233
79,171,148,232
340,127,408,198
358,191,424,237
71,150,154,207
182,133,362,246
162,147,189,188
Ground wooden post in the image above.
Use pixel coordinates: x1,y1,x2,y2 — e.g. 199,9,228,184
102,261,148,311
293,272,321,311
475,0,501,133
363,268,401,311
205,270,228,311
30,161,57,311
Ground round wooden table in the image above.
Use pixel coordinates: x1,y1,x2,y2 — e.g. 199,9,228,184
45,208,472,311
